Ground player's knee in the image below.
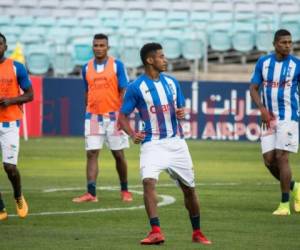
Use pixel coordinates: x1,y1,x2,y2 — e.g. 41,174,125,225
275,152,288,164
111,150,124,161
86,150,98,159
3,163,18,177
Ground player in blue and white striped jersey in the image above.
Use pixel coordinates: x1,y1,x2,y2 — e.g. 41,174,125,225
119,43,211,245
250,29,300,216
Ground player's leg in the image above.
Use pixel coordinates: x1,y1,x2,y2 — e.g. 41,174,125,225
72,135,103,203
263,150,280,180
178,182,211,245
107,130,132,202
2,123,27,218
272,121,299,215
111,149,132,202
139,141,165,245
0,192,8,221
140,177,165,245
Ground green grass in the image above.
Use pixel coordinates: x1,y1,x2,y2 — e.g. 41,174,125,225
1,138,300,250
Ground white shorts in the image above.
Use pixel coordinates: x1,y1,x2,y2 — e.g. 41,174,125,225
85,116,129,151
0,121,20,165
261,120,299,154
140,137,195,187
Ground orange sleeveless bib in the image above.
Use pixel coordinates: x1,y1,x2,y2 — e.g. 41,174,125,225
86,57,121,114
0,58,22,121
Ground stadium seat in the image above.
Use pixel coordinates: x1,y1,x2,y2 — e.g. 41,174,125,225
13,16,35,27
0,16,11,26
211,1,234,22
17,0,39,9
79,18,102,29
232,21,255,52
57,18,80,28
161,29,182,59
76,9,98,18
1,26,21,39
72,38,94,66
83,0,104,10
144,19,168,30
149,1,171,11
103,18,122,29
189,11,210,30
47,27,71,45
145,10,166,20
208,23,232,51
122,10,144,21
255,24,275,52
108,34,120,58
61,0,81,9
39,0,61,9
52,9,74,18
234,2,256,21
52,51,75,76
171,1,191,11
279,14,300,42
105,0,126,10
26,48,51,75
34,17,57,28
127,0,148,10
98,9,121,20
0,0,15,7
24,27,47,38
137,30,162,47
167,11,189,28
181,30,206,60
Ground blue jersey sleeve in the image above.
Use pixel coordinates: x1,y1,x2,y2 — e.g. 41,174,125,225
120,84,138,115
14,61,31,90
175,80,185,108
82,63,88,92
251,57,263,85
115,59,129,89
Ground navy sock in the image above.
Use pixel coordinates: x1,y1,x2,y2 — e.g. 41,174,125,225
190,215,200,231
0,196,5,211
290,181,295,191
120,182,128,191
87,181,96,196
281,192,290,203
150,217,160,227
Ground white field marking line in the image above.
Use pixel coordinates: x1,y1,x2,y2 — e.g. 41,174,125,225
43,182,278,193
9,188,175,217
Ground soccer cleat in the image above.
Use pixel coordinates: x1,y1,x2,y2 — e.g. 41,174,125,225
72,192,98,203
121,191,133,202
0,209,8,221
15,195,28,219
140,231,165,245
192,230,212,245
272,202,290,216
292,183,300,212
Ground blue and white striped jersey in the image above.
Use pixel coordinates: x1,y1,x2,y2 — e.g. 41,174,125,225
251,53,300,121
120,73,185,143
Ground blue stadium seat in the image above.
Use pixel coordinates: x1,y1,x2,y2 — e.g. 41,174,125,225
79,18,102,29
232,21,255,52
57,18,80,28
52,51,75,76
189,11,210,29
34,17,57,28
26,48,51,75
255,24,275,52
161,29,182,59
0,16,12,26
119,37,142,69
13,16,35,27
72,38,94,66
208,23,232,51
167,11,189,28
181,30,206,60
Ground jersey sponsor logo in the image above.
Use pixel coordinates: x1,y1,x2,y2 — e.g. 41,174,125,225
150,104,170,114
262,80,291,88
0,78,14,84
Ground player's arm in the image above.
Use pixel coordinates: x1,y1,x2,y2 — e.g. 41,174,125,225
175,79,186,120
116,60,129,101
118,84,145,144
0,62,33,107
249,58,273,128
82,64,88,107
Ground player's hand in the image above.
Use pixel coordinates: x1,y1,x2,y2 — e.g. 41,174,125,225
0,98,12,107
176,108,185,120
131,131,145,144
260,107,274,129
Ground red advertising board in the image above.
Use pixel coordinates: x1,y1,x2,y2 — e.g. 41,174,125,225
20,76,43,137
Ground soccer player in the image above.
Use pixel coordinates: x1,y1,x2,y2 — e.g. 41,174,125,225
0,33,33,220
118,43,211,245
72,33,133,203
250,29,300,215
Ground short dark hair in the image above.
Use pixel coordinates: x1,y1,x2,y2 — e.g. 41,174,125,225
274,29,291,42
0,33,6,44
93,33,108,41
140,43,162,65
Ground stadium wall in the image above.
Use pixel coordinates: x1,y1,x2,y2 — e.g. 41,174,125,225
36,77,261,141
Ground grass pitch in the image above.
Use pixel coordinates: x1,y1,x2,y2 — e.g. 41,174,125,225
1,138,300,250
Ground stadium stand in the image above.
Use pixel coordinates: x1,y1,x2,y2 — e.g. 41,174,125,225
1,0,300,75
